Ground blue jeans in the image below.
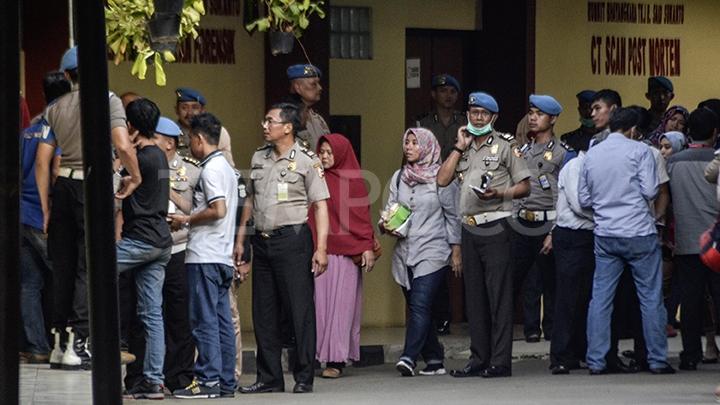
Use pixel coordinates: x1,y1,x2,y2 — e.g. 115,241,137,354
20,225,51,354
586,235,667,370
117,238,171,384
400,267,447,366
187,263,236,391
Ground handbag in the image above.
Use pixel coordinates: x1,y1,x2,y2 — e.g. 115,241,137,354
700,218,720,273
351,236,383,266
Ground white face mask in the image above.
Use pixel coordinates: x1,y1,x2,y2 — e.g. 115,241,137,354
466,121,493,137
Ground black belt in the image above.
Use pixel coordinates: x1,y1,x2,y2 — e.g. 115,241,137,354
257,224,305,240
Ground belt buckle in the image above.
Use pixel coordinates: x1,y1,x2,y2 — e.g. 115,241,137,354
260,232,271,239
526,211,536,221
466,216,477,226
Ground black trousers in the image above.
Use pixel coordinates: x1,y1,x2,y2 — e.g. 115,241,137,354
48,177,88,338
123,251,195,391
252,224,315,386
550,227,594,367
512,219,555,339
462,219,513,369
608,269,647,365
676,254,720,363
431,276,451,326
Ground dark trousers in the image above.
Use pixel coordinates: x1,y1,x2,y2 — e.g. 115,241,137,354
462,219,513,369
512,219,555,338
20,225,53,354
431,276,451,326
400,267,447,365
252,224,315,386
124,251,196,391
48,177,88,338
550,227,594,367
608,270,646,365
676,254,720,363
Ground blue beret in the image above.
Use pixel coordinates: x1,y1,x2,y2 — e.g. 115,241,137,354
530,94,563,115
60,46,78,71
287,64,322,80
431,74,461,92
468,92,499,113
648,76,673,92
155,117,182,138
176,87,206,105
576,90,596,103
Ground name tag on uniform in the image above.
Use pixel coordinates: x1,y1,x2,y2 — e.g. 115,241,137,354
277,182,289,201
538,174,551,190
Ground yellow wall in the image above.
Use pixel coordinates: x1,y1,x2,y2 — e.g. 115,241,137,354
536,0,720,135
330,0,477,327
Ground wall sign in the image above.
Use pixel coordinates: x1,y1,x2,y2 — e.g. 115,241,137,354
406,58,420,89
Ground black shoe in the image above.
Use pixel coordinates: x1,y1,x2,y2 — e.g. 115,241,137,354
550,365,570,375
607,358,636,374
436,320,451,335
173,380,221,399
621,350,636,360
481,366,511,378
679,361,698,371
649,363,676,375
525,334,540,343
589,368,607,375
293,383,313,393
449,365,483,378
628,359,649,372
73,337,92,370
238,382,284,394
127,379,165,400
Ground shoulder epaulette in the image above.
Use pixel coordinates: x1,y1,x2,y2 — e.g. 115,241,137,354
301,147,317,158
560,141,574,151
182,155,200,166
497,132,515,143
256,143,272,151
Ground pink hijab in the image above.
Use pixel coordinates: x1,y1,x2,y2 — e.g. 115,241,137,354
401,128,441,186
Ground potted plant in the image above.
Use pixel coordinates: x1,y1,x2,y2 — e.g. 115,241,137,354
105,0,205,86
245,0,326,55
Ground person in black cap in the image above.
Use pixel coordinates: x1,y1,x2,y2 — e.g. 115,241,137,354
560,90,599,152
174,87,235,167
287,64,330,150
646,76,675,132
417,74,467,161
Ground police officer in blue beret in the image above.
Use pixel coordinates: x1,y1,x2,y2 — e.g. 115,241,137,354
560,90,599,152
646,76,675,131
437,92,531,378
417,74,468,162
512,95,568,354
174,87,235,167
287,64,330,150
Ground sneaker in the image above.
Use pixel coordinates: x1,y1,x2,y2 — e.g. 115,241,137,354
72,334,92,370
50,328,64,369
127,379,165,400
173,380,220,399
395,359,415,377
419,363,447,376
61,327,83,370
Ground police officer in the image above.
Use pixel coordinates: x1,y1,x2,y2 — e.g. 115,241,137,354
417,74,467,161
234,102,330,394
174,87,234,166
560,90,598,152
123,117,200,391
512,95,567,343
287,64,330,150
437,92,531,378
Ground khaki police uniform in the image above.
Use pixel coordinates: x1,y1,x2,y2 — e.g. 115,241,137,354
44,88,127,342
247,140,329,387
454,130,531,372
513,138,568,341
297,108,330,151
418,111,467,161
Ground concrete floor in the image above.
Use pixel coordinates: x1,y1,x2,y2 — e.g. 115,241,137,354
18,328,720,405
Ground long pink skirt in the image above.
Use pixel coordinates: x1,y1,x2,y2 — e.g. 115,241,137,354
315,254,362,363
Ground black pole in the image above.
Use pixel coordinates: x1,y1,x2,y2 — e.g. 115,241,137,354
75,0,122,403
0,0,20,402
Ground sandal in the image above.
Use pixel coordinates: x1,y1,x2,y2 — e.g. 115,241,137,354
321,367,342,379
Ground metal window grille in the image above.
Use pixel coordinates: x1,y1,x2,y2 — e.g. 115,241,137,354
330,6,372,59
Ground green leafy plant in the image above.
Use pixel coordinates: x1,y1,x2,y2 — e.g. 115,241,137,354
105,0,205,86
245,0,326,38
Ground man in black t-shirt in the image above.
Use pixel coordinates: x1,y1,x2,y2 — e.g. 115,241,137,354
118,99,172,400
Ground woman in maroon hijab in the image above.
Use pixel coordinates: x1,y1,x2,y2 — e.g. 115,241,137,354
309,133,376,379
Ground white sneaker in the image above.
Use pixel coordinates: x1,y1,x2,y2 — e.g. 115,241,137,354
49,328,64,369
396,360,415,377
61,327,82,370
419,364,447,376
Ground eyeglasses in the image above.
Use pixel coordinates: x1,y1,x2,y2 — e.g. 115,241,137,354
261,118,287,127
